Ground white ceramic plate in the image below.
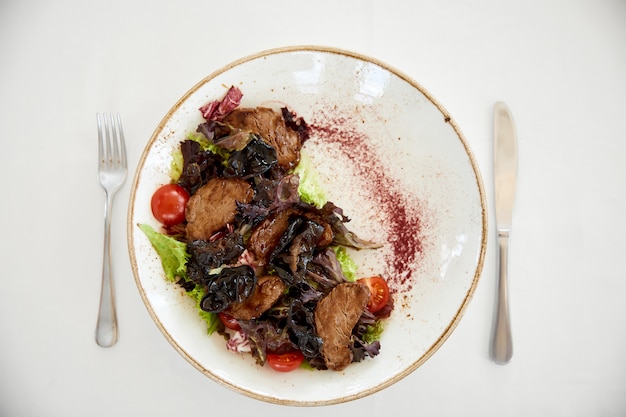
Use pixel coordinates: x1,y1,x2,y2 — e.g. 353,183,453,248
127,46,487,406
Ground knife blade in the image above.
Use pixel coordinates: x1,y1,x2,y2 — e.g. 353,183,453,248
490,101,518,365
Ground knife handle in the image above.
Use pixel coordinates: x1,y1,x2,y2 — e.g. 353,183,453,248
491,231,513,364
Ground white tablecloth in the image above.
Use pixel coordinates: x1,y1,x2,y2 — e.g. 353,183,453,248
1,0,625,415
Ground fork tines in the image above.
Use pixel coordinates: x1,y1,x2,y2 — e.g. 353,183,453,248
96,113,127,168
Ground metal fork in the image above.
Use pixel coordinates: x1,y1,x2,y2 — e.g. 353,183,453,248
95,113,127,347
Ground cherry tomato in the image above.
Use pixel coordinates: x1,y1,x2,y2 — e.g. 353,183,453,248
358,276,390,313
266,350,305,372
218,312,241,330
151,184,190,226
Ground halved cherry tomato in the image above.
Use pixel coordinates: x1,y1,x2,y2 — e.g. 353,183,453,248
266,350,305,372
358,275,390,313
151,184,190,226
218,312,241,330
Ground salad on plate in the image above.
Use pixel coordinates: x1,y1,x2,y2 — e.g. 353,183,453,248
139,86,393,372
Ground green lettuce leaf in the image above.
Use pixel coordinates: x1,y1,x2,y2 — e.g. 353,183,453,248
170,149,184,182
363,320,385,343
332,246,358,282
293,150,326,208
138,223,189,282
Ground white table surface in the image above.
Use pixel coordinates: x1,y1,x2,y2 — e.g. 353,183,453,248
1,0,625,415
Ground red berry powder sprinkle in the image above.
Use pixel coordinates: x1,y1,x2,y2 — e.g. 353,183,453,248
308,108,426,293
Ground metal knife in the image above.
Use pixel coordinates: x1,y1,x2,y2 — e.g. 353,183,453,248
491,101,518,365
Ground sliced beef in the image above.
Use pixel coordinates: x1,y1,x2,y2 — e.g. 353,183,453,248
225,275,286,320
247,208,297,268
185,177,253,241
314,282,370,371
222,107,302,170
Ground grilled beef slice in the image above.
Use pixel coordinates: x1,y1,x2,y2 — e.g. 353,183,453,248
225,275,286,320
222,107,302,171
247,208,298,269
185,177,253,241
314,282,370,371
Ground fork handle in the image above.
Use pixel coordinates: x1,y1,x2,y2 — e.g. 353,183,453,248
490,231,513,364
96,191,118,347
